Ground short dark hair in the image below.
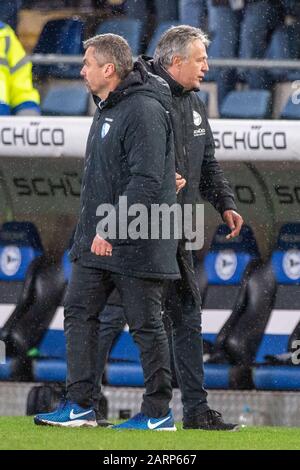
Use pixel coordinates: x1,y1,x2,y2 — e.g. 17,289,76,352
83,33,133,80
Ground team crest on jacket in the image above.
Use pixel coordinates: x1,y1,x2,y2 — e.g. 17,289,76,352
101,122,110,138
193,110,202,127
192,110,205,137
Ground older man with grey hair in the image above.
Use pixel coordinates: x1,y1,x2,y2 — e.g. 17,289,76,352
95,25,243,431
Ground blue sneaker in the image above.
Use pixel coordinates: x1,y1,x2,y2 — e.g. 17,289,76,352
34,400,97,428
112,409,176,431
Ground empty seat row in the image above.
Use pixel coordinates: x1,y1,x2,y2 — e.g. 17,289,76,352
39,85,299,119
107,223,300,391
32,17,300,119
220,90,300,120
1,221,300,390
33,18,180,80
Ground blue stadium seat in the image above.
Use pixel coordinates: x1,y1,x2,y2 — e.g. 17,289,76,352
202,225,260,388
96,18,143,56
253,223,300,390
220,90,272,119
146,21,180,57
107,342,232,389
280,96,300,120
253,366,300,391
62,250,72,282
204,224,259,286
0,222,43,380
196,90,209,107
107,225,260,389
32,241,74,381
41,84,89,116
266,26,291,82
271,224,300,284
33,18,85,79
107,329,143,386
0,222,43,281
33,330,67,382
153,0,178,23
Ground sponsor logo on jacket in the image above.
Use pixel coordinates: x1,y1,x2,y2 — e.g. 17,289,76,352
193,110,205,137
101,122,111,138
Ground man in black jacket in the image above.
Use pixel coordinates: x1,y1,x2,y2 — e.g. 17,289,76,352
34,33,179,430
96,25,243,430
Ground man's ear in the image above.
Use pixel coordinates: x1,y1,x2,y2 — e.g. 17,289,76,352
172,55,183,69
104,63,116,77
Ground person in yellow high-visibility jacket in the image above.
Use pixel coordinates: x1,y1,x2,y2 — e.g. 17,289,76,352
0,21,40,115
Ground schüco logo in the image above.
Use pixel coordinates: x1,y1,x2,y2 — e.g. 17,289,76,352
213,130,287,151
0,125,64,146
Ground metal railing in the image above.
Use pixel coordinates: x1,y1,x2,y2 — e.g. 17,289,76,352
28,54,300,70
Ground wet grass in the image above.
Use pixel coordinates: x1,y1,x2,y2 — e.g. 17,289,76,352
0,417,300,450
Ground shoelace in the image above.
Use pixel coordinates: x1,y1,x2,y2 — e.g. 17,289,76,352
206,409,223,424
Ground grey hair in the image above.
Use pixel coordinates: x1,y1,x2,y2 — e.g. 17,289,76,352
154,25,210,68
83,33,133,80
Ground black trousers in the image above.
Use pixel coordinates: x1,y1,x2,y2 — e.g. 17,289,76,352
64,260,172,418
97,245,209,420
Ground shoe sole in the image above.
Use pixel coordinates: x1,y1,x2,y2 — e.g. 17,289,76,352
34,418,97,428
112,425,177,431
183,424,241,432
156,425,177,432
97,420,114,428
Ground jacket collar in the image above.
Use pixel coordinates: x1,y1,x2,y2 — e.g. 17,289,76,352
152,60,190,97
93,62,146,110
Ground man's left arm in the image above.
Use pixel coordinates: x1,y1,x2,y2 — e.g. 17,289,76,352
200,116,243,239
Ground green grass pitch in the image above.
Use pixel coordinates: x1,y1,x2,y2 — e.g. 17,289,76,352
0,417,300,450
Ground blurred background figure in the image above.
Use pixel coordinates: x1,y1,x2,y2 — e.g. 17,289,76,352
207,0,285,108
179,0,207,28
0,0,23,31
124,0,178,24
0,21,40,115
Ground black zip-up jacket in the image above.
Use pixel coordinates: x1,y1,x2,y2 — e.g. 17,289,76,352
138,56,237,215
70,62,180,280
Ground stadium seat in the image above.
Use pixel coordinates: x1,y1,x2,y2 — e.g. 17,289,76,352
196,90,209,107
107,224,262,389
202,224,262,388
32,329,67,383
153,0,179,22
106,323,143,387
220,90,272,119
253,366,300,391
146,21,180,57
253,223,300,390
203,224,259,287
33,18,85,79
265,23,300,83
32,238,75,382
266,26,291,83
96,18,143,56
280,96,300,120
41,84,89,116
0,222,44,380
0,222,43,282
